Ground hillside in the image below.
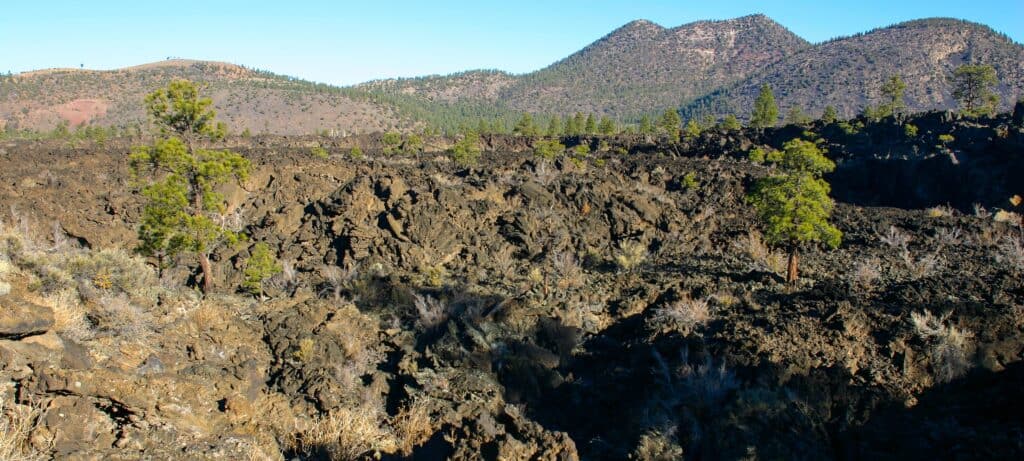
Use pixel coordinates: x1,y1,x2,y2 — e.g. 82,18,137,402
683,18,1024,120
501,15,810,117
0,60,408,135
2,16,1023,135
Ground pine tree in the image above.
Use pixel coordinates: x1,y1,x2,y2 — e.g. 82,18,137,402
513,113,537,136
719,114,742,131
597,116,616,135
584,114,597,134
750,83,779,129
951,64,1000,117
821,106,838,124
658,109,682,142
243,242,282,299
880,75,906,117
130,80,250,293
746,139,841,283
639,115,654,135
547,116,562,137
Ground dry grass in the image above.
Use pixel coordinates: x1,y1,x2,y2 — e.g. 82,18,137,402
738,230,785,274
392,399,435,455
910,310,974,383
550,251,584,290
0,388,48,461
288,406,398,460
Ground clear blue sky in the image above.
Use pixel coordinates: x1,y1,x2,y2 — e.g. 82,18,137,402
2,0,1021,86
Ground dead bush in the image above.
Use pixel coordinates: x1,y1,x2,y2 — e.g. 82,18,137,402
910,310,974,383
652,295,711,336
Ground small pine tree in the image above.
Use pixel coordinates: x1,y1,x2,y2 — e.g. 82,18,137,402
639,115,654,135
747,139,841,283
584,114,597,134
821,106,838,124
381,131,402,154
450,131,482,167
547,116,562,137
880,75,906,117
244,242,281,299
658,109,682,142
597,116,616,135
750,83,779,129
720,114,742,131
683,119,702,140
533,139,565,161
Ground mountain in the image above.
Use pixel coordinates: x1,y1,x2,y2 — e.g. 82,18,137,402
360,15,811,119
0,60,408,135
500,15,810,117
2,16,1023,135
683,18,1024,120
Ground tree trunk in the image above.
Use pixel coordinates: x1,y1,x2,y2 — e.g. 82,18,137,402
786,248,799,284
199,253,213,294
192,178,213,294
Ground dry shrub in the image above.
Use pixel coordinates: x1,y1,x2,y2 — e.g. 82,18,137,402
91,293,153,338
615,241,648,272
849,257,881,289
632,428,683,461
738,230,785,274
288,405,398,460
550,251,583,290
879,225,911,250
996,237,1024,271
44,289,93,342
910,310,974,383
393,399,435,455
323,303,383,370
652,295,711,335
993,210,1021,224
934,227,963,246
413,294,449,331
926,205,955,218
902,251,942,279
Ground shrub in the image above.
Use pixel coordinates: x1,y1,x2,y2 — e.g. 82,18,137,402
878,225,910,250
413,294,448,331
533,139,565,161
652,295,711,335
910,310,973,383
349,147,364,159
243,242,282,298
681,172,698,191
904,124,919,137
615,241,648,272
450,132,482,167
310,146,329,159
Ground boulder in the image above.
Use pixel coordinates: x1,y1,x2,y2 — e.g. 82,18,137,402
0,296,53,338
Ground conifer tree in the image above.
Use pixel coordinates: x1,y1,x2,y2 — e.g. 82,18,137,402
750,83,779,129
747,139,841,283
131,80,250,293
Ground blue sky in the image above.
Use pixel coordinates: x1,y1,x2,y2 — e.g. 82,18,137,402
2,1,1021,86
